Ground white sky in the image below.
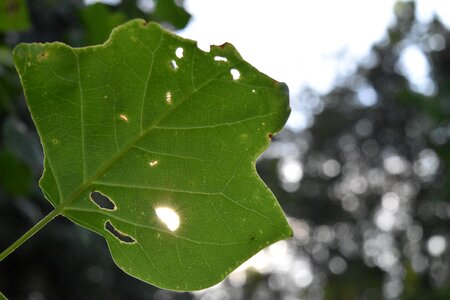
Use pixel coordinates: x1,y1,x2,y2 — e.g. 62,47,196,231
177,0,450,130
178,0,398,95
178,0,450,93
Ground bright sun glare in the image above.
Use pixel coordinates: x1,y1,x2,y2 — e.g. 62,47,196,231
155,207,180,231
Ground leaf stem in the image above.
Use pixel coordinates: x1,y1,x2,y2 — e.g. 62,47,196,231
0,209,59,262
0,290,7,300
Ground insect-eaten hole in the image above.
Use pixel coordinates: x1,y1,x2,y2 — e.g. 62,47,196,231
165,91,173,104
170,60,179,70
175,47,184,59
230,69,240,80
119,114,129,122
105,221,136,244
214,56,227,62
90,191,116,211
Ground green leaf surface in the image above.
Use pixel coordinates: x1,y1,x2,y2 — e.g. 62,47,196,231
0,0,30,31
13,19,292,290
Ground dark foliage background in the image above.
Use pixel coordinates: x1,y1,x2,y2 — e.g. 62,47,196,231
0,1,449,299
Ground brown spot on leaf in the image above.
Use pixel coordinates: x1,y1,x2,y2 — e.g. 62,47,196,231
38,51,48,60
217,42,231,49
6,0,19,15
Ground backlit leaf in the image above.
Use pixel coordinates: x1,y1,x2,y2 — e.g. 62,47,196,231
13,20,292,290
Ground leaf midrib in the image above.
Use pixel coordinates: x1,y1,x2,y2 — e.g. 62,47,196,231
54,59,245,214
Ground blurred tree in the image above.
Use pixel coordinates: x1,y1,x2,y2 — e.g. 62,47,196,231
252,2,450,299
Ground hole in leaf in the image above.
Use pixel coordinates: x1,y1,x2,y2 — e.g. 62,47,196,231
165,91,172,104
149,160,158,167
155,207,180,231
105,221,136,244
175,47,184,59
90,191,116,211
230,69,240,80
214,56,227,62
170,60,178,70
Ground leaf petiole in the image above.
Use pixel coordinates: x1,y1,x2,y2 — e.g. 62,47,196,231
0,209,60,262
0,290,7,300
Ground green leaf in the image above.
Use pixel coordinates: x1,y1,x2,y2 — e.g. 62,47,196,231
13,19,292,290
0,0,30,32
